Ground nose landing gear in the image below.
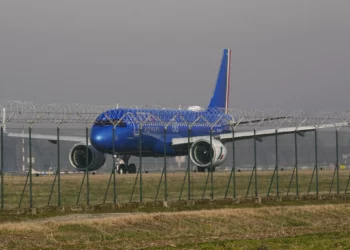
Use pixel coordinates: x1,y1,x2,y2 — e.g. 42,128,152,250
115,155,137,174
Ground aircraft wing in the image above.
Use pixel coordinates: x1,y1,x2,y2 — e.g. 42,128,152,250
171,122,347,146
6,133,85,143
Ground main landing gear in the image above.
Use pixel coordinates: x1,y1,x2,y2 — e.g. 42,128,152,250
118,163,137,174
197,166,216,172
115,155,137,174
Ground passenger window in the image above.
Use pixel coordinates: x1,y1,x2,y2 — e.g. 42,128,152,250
94,119,126,127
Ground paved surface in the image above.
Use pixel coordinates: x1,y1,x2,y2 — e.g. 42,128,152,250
35,212,145,223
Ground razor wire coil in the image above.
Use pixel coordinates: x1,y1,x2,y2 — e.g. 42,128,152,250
0,101,349,129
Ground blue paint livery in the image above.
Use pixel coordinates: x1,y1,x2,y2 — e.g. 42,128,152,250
90,49,232,157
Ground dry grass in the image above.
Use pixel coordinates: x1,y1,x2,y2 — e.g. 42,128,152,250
0,204,350,249
2,169,350,209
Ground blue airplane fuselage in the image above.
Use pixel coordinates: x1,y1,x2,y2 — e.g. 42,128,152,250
90,108,232,157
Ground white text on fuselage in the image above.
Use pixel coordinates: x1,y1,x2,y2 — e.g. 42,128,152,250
144,126,160,133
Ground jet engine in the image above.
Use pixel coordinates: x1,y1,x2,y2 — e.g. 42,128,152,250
189,139,227,167
69,143,106,171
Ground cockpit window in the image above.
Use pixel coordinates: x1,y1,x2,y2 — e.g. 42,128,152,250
94,119,127,127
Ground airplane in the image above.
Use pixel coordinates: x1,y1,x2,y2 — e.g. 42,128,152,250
5,49,347,173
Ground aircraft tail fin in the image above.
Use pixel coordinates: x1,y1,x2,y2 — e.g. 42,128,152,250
208,49,231,113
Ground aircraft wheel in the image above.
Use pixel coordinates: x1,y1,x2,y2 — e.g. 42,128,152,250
128,163,137,174
197,166,206,172
118,164,127,174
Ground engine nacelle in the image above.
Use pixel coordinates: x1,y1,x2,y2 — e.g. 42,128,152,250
189,139,227,168
69,143,106,171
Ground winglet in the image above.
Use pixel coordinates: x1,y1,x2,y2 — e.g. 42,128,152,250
208,49,231,114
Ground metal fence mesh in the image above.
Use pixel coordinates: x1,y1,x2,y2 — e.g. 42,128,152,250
0,101,350,209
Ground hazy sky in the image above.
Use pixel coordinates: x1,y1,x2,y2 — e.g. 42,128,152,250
0,1,349,111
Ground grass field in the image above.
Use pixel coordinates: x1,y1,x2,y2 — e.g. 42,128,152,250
0,204,350,249
1,168,350,209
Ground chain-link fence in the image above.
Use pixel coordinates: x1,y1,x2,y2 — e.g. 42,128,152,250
1,101,350,209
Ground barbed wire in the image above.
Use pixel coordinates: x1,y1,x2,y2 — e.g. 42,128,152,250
0,101,349,129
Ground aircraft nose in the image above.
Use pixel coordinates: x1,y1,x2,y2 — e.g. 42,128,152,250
90,126,115,151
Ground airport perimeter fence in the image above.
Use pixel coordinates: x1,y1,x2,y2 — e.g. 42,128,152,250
0,101,350,209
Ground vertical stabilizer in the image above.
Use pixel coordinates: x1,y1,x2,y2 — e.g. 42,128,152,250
208,49,231,113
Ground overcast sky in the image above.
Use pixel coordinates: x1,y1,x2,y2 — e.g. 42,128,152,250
0,1,349,111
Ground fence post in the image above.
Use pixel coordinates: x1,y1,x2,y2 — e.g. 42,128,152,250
130,168,140,202
85,127,90,205
315,129,319,195
19,172,29,208
49,127,60,206
224,127,236,199
295,131,299,196
164,127,168,201
254,129,258,197
154,127,167,202
275,129,279,197
247,129,258,198
232,128,236,198
76,171,86,205
0,126,3,209
112,125,117,203
187,127,191,200
103,168,113,204
330,128,340,194
139,126,143,202
57,127,61,206
210,128,214,199
267,129,279,197
29,126,33,208
336,129,340,194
